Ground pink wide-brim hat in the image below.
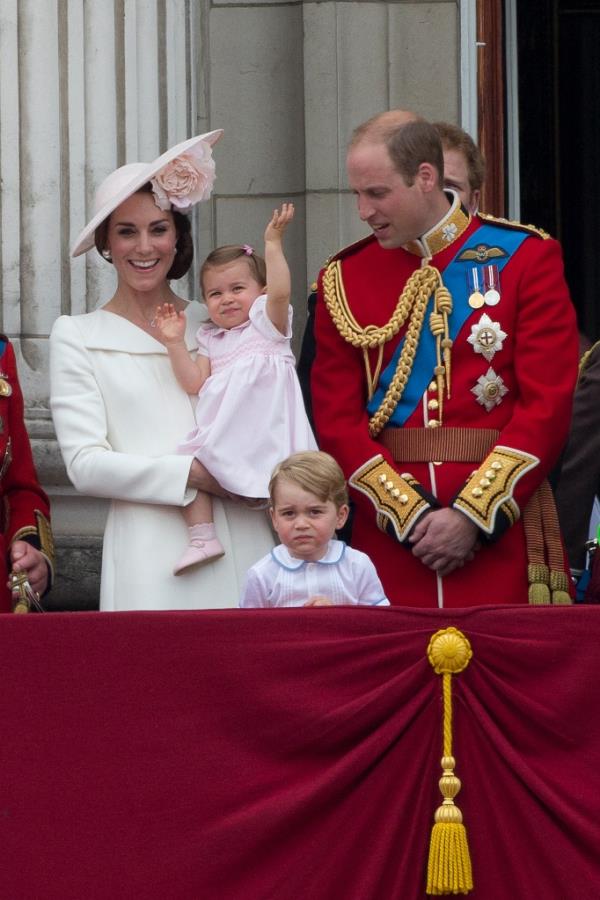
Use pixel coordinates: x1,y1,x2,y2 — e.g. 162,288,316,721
71,129,224,258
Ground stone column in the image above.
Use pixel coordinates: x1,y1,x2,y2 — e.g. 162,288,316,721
0,0,202,608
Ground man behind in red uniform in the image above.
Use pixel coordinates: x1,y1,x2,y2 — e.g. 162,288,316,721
311,110,578,607
0,337,54,611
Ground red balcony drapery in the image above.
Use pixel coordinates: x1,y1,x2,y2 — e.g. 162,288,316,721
1,606,598,899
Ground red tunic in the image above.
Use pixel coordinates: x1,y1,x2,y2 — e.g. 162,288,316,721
0,339,53,612
312,209,578,607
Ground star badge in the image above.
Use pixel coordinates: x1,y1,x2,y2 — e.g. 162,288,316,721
471,367,508,411
467,313,508,362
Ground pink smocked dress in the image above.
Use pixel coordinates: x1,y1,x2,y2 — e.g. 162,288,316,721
178,295,317,498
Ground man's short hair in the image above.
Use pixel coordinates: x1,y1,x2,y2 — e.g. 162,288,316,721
350,109,421,145
387,120,444,186
432,121,486,193
350,112,444,186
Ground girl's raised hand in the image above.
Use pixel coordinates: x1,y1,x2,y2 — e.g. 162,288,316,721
154,302,186,344
264,202,294,242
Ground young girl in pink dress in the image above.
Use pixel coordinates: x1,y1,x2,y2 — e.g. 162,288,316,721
155,204,317,574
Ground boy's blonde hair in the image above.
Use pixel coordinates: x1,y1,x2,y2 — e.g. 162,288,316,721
200,245,266,298
269,451,349,509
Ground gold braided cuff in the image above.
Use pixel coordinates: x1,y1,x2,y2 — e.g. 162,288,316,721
453,445,539,535
36,510,55,586
11,511,55,587
349,455,433,543
35,510,55,565
11,526,38,546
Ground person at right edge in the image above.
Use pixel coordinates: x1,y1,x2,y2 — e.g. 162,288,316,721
555,341,600,599
309,110,579,608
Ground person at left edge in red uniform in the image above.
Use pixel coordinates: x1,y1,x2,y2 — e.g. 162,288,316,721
0,337,54,611
309,111,579,608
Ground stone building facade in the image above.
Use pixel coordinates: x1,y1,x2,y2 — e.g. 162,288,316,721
0,0,468,609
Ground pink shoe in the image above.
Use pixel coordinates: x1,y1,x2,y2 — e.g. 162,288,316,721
173,524,225,575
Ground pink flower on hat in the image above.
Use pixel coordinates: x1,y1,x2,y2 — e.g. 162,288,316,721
151,141,216,211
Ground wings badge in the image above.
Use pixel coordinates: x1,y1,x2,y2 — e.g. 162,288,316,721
457,244,508,263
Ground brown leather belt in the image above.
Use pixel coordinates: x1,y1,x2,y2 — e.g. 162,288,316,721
378,427,500,463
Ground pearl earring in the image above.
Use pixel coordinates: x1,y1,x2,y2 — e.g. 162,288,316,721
102,249,112,261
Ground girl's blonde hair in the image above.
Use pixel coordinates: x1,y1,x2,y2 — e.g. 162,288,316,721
200,245,266,297
269,451,349,509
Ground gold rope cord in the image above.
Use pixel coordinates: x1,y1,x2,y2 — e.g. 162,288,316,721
368,284,432,437
322,260,452,438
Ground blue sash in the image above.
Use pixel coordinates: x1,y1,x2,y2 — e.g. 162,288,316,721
366,224,529,426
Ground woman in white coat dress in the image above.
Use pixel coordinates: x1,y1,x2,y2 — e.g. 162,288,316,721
50,131,274,611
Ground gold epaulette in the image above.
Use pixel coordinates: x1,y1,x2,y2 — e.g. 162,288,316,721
311,235,375,295
478,212,551,240
12,511,55,577
478,213,551,241
322,233,375,268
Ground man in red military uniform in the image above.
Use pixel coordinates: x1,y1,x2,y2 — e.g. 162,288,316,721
0,337,54,612
311,111,578,607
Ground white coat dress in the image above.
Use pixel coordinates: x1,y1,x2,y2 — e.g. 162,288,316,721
49,302,274,611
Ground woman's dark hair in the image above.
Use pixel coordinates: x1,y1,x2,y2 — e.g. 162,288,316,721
94,182,194,280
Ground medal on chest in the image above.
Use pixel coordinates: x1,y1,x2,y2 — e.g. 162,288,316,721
467,264,502,309
471,367,508,411
467,313,507,362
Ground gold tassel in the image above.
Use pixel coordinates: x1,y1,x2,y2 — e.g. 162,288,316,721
550,569,572,605
426,628,473,896
527,563,551,605
523,482,573,605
